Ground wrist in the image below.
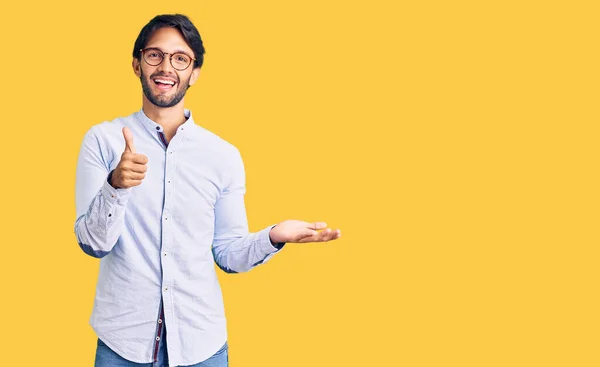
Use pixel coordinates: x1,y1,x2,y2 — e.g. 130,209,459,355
269,225,285,248
107,170,118,189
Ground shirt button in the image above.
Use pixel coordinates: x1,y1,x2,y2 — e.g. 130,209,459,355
111,194,116,198
163,253,167,256
156,336,160,341
164,287,168,291
158,319,162,324
156,126,160,130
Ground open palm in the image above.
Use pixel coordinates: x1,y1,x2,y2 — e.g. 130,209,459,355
269,220,341,244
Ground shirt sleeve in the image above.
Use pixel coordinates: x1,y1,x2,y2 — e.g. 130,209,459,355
74,126,132,258
211,148,285,273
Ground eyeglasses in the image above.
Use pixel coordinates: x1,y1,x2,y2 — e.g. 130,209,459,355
140,48,196,71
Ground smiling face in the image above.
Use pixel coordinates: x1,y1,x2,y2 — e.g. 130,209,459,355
133,27,200,108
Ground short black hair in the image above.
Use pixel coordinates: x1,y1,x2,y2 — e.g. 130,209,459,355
133,14,206,69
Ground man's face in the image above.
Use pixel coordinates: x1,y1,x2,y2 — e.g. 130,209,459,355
133,27,200,108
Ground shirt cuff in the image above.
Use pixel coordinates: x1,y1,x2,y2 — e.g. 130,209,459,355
101,174,132,205
259,224,286,255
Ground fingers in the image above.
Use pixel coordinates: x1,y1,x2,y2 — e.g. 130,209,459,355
300,229,318,239
298,228,342,243
307,221,328,230
327,229,342,241
120,161,147,173
130,163,148,173
121,178,144,188
125,171,146,180
125,154,148,165
316,228,337,242
123,127,136,154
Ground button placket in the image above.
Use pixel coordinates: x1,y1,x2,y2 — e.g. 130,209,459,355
152,306,165,362
161,140,176,321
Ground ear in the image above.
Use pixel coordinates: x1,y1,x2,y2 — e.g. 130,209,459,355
132,58,142,78
188,67,201,86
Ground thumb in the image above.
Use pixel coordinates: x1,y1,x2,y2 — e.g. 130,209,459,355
122,127,136,154
307,222,327,230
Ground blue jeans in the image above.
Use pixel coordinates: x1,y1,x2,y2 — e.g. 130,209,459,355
94,324,228,367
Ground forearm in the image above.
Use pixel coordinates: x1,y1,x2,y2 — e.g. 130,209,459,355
212,225,284,273
74,178,131,258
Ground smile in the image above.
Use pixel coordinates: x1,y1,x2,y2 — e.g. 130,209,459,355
153,78,177,91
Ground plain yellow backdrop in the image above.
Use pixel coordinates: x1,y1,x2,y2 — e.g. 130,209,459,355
0,1,598,366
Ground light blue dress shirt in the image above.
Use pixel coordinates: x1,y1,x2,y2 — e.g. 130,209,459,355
74,109,284,366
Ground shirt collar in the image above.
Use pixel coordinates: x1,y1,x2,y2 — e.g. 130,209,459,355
135,108,195,135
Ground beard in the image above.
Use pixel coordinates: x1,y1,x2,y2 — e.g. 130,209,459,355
140,69,191,108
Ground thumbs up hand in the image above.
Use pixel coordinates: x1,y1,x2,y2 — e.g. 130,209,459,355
123,126,137,154
109,127,148,189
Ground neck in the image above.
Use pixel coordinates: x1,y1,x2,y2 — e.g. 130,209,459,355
142,96,188,131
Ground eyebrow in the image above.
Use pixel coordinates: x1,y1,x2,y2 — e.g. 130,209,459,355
146,47,192,56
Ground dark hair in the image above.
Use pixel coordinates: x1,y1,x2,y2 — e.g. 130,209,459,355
133,14,206,69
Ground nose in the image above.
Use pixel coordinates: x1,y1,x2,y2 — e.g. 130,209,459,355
156,54,175,74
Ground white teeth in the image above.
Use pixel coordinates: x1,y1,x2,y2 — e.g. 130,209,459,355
155,79,175,85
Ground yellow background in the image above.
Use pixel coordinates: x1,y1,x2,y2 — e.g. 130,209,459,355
1,1,598,366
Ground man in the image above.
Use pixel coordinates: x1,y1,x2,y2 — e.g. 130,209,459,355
74,14,341,367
